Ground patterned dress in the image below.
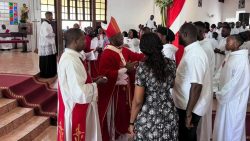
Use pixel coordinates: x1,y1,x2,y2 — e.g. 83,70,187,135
134,58,179,141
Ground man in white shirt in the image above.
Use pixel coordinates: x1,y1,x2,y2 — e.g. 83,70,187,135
145,15,157,31
194,21,215,141
213,35,250,141
58,28,107,141
38,11,57,78
173,23,211,141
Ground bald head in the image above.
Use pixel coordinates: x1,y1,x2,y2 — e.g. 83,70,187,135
179,23,198,46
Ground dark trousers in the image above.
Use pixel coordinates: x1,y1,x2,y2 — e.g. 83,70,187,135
177,108,201,141
39,54,57,78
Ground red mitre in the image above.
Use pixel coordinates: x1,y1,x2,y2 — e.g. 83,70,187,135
104,17,121,38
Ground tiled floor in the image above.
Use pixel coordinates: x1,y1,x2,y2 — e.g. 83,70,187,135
0,49,57,140
0,49,39,75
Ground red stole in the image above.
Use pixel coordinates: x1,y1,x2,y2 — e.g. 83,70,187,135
57,58,93,141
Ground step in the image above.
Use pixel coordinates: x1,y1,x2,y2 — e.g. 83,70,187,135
0,98,17,115
0,116,50,141
33,126,57,141
0,107,33,137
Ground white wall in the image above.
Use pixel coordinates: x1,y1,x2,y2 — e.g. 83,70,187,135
222,0,250,22
106,0,161,32
106,0,222,31
183,0,222,25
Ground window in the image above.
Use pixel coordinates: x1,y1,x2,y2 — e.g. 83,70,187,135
0,2,18,25
61,0,91,21
41,0,55,19
0,2,10,24
62,0,68,20
84,0,91,21
40,0,106,23
95,0,106,21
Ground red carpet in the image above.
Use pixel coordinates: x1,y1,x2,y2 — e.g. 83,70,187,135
0,74,57,118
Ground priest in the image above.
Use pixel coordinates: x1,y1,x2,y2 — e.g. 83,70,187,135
213,35,250,141
57,28,107,141
98,17,144,141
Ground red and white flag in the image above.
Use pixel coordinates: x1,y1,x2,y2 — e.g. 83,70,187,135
166,0,187,65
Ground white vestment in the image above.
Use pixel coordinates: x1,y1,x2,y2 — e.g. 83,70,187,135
90,37,99,59
39,21,57,56
209,38,219,50
127,38,140,53
145,19,156,29
162,44,178,61
213,50,250,141
215,37,227,72
58,48,102,141
197,39,215,141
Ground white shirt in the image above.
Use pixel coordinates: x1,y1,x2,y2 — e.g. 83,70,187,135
173,41,211,116
162,44,178,61
127,38,140,53
146,19,156,29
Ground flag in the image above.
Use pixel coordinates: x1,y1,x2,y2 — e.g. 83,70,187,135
166,0,186,65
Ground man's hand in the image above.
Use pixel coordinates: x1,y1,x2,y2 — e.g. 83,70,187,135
94,76,108,85
125,61,139,72
185,114,194,129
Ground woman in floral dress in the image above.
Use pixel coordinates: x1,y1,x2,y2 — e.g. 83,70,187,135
129,33,178,141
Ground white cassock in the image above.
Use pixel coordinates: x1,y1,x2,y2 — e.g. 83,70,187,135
39,21,57,56
208,37,219,75
240,41,250,59
209,38,219,50
98,34,105,48
213,49,250,141
205,31,212,39
58,48,102,141
145,19,156,29
127,38,140,53
216,28,223,42
230,28,239,35
197,39,215,141
162,43,178,61
90,37,99,60
215,37,227,72
240,41,250,102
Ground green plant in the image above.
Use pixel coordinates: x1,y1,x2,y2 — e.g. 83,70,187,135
155,0,173,27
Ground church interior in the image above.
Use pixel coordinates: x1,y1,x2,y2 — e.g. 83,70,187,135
0,0,249,140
